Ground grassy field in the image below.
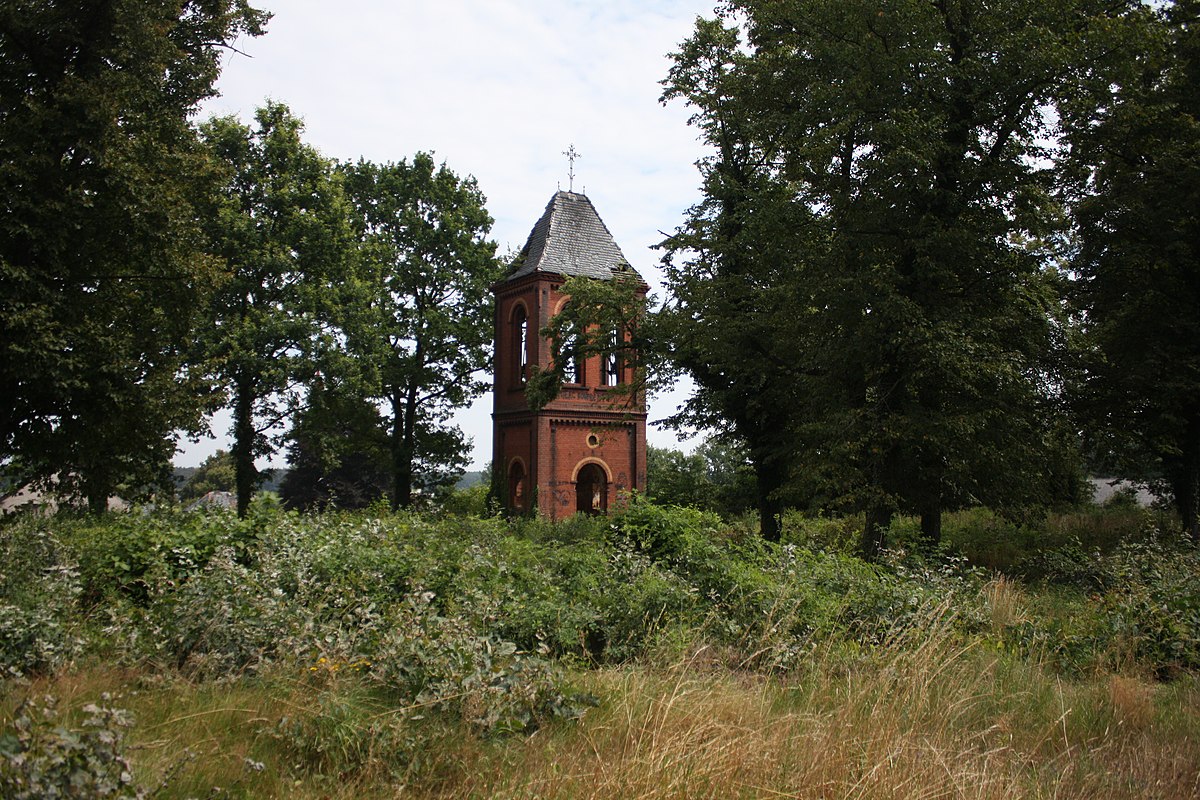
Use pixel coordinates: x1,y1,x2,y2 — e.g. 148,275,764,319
2,499,1198,798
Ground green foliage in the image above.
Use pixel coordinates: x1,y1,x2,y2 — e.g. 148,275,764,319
368,591,586,734
200,102,356,517
178,450,236,503
0,0,268,511
279,383,390,511
646,437,758,518
439,480,494,518
610,495,725,562
1100,537,1200,673
780,512,865,556
530,273,654,411
646,446,709,510
340,156,501,509
0,525,84,677
0,501,1195,710
661,0,1143,549
0,695,141,799
1067,0,1200,541
68,509,251,606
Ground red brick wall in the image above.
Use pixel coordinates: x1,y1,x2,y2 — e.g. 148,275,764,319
492,273,646,519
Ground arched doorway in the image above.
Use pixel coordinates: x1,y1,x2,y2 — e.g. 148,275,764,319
575,463,608,515
508,460,527,513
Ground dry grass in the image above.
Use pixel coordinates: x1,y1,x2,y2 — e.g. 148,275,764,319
983,575,1029,633
8,622,1199,800
458,612,1200,800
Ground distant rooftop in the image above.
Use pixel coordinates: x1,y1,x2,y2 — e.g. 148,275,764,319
506,191,641,282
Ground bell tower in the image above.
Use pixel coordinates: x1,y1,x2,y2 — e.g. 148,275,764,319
492,190,647,519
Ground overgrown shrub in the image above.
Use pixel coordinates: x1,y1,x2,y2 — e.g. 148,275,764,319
0,695,141,799
1100,537,1200,674
0,523,85,676
69,507,255,605
781,512,864,554
368,591,588,734
2,498,1194,697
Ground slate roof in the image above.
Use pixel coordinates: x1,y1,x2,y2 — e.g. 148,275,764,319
506,191,641,282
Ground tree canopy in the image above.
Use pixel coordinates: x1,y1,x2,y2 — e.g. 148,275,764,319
661,0,1141,552
0,0,267,511
340,156,501,509
279,381,391,511
200,102,355,517
1067,0,1200,541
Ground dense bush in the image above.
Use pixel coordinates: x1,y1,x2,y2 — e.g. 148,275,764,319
1100,537,1200,674
0,499,1195,687
0,523,87,676
0,695,141,799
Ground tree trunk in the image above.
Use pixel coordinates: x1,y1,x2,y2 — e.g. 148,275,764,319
232,375,257,518
860,505,893,562
390,382,418,511
1174,413,1200,544
757,481,782,542
750,450,785,542
920,503,942,547
86,482,108,516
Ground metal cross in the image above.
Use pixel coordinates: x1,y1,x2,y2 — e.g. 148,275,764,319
563,144,580,191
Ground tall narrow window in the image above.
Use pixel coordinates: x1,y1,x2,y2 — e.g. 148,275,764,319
603,328,621,386
560,318,581,384
514,306,528,383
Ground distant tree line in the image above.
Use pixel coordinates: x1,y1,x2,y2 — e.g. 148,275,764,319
0,2,500,516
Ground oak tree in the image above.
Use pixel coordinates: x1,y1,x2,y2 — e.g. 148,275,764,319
200,103,355,517
663,0,1137,553
1067,0,1200,541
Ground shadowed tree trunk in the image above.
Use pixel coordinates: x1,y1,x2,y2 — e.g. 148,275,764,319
754,459,785,543
920,504,943,547
232,374,258,518
1171,413,1200,544
860,506,894,563
390,380,419,511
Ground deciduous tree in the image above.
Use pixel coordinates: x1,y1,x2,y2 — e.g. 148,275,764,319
340,156,501,509
279,381,390,511
200,103,354,517
179,450,236,504
0,0,267,511
1067,0,1200,541
663,0,1137,554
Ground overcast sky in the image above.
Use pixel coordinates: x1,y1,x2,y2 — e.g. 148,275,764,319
181,0,716,468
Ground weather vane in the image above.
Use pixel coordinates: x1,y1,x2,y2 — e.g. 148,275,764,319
563,144,580,192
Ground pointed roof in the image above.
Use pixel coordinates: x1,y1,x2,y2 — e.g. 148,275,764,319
506,190,641,282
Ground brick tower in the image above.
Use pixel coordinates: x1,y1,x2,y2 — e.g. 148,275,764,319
492,190,647,519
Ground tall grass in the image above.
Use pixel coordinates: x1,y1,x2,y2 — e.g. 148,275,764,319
3,503,1198,798
472,610,1200,799
7,603,1196,799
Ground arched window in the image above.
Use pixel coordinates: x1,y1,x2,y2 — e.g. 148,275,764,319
508,459,527,512
575,463,608,515
560,318,583,385
513,305,529,383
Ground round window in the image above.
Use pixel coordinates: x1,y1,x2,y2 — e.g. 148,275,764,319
586,433,600,448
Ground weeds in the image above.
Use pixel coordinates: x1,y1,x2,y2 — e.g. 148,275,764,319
0,500,1197,797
